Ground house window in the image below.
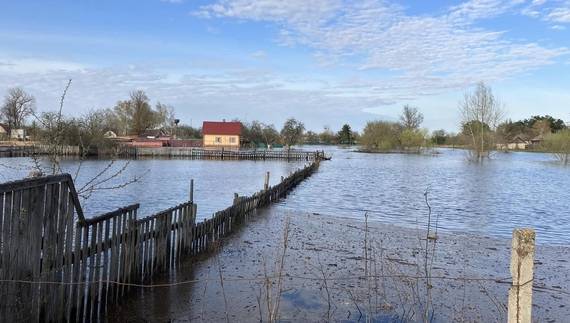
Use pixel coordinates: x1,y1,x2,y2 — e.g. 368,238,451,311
230,137,236,143
215,137,222,143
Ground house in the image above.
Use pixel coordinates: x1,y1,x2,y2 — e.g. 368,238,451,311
529,134,545,150
0,124,8,140
141,128,170,140
10,129,26,141
202,120,242,149
496,134,529,150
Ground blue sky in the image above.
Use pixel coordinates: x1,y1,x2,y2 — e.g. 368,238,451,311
1,0,569,134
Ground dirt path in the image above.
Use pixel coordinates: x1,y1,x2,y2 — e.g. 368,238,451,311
103,208,570,322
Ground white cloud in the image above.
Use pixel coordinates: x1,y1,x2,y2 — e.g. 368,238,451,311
545,6,570,22
195,0,568,101
250,51,267,58
532,0,547,5
521,7,540,17
447,0,525,23
551,24,566,29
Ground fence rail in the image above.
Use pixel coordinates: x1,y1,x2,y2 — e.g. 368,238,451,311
0,160,319,322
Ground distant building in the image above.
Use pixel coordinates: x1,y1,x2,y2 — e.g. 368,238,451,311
10,129,26,141
202,120,242,149
0,124,8,139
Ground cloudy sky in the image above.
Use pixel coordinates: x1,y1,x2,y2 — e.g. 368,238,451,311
1,0,569,134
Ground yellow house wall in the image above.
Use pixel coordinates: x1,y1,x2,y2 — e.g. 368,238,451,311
203,134,240,148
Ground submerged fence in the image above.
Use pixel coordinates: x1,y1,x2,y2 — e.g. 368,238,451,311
1,144,325,161
124,147,325,161
0,160,319,322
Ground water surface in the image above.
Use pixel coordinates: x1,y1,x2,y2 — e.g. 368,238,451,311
1,147,568,245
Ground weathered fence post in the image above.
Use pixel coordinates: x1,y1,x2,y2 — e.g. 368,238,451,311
508,228,535,323
264,172,270,191
190,179,194,203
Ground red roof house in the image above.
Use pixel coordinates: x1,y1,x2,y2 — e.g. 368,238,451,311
202,120,242,149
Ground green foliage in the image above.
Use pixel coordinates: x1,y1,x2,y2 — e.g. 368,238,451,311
461,120,491,136
318,125,336,143
399,128,429,152
337,124,353,144
542,129,570,165
360,120,402,152
431,129,447,145
523,115,566,132
280,117,305,150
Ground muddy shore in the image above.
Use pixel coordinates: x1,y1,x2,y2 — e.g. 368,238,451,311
103,208,570,322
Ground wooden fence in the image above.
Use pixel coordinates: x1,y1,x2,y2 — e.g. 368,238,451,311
124,147,325,161
0,145,39,157
0,145,81,157
0,160,319,322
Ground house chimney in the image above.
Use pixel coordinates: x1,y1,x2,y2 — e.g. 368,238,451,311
223,119,225,122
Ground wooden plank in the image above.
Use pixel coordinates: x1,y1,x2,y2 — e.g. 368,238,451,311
108,212,119,304
56,181,69,322
29,185,46,321
85,221,98,321
100,217,111,310
119,209,128,298
0,191,12,321
71,222,83,322
16,187,35,322
83,204,140,226
0,174,71,193
64,187,76,321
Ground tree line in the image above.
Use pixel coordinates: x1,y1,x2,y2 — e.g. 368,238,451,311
2,82,569,163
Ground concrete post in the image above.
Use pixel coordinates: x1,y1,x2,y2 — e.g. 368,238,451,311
508,228,535,323
264,172,270,191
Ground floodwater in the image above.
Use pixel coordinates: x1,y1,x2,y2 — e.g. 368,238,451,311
2,146,570,322
1,146,569,244
275,147,570,245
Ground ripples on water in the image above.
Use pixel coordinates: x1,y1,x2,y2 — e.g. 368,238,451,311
275,147,570,245
0,155,308,220
1,147,568,245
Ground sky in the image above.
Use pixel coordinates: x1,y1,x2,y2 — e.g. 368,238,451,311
0,0,569,134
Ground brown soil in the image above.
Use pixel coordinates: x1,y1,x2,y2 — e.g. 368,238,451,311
102,208,570,323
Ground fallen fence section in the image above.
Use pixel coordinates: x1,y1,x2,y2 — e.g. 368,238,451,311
0,160,319,323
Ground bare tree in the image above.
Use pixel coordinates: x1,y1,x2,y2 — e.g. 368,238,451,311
280,117,305,152
458,81,506,160
129,90,158,136
261,123,280,148
155,101,176,134
1,87,37,131
399,105,424,130
532,119,551,136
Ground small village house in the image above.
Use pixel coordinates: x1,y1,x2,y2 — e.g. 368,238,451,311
0,124,8,140
202,120,242,149
496,134,528,150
